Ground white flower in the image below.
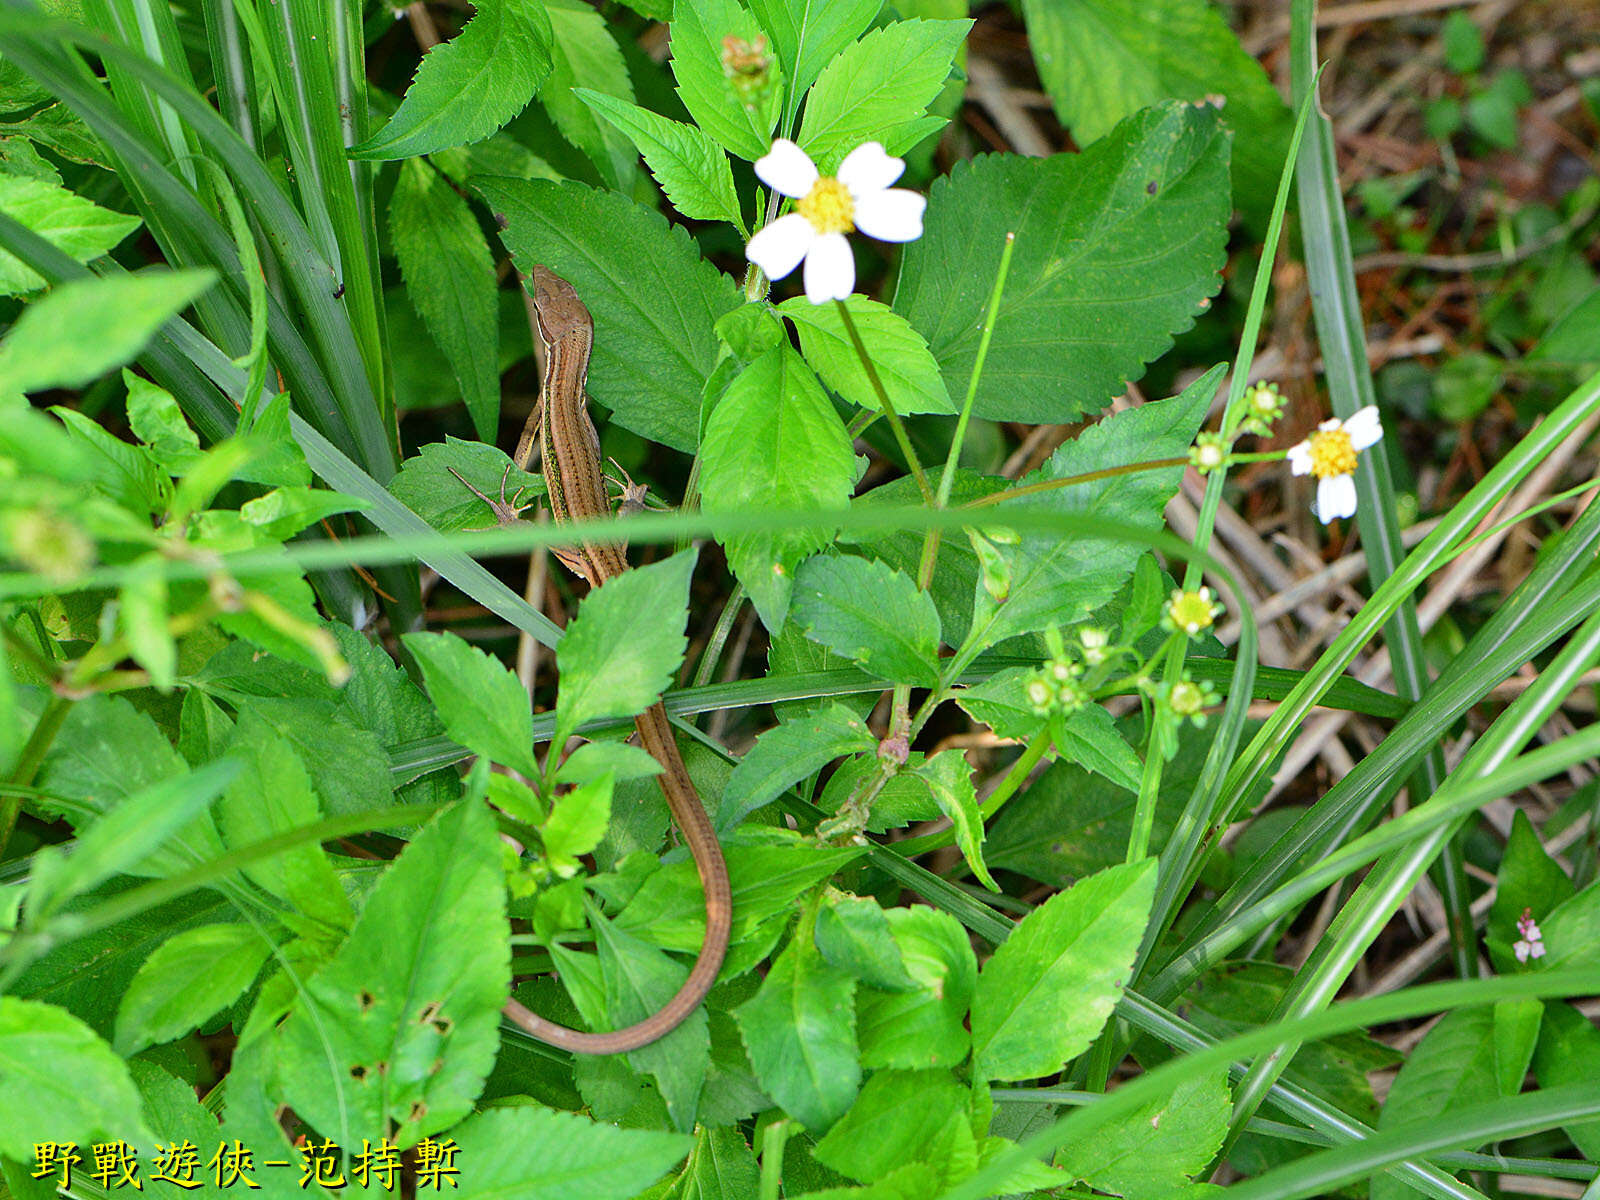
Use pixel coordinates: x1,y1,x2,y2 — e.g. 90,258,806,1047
1286,406,1383,524
1514,908,1546,963
745,139,926,304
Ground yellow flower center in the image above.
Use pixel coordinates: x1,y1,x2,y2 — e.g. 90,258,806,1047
798,177,855,235
1168,590,1217,634
1307,428,1358,479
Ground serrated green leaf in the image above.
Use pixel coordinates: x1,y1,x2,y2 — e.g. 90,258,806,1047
113,924,271,1056
404,630,542,778
225,695,393,816
718,702,875,829
916,748,995,890
389,435,546,532
576,89,744,228
894,101,1229,424
748,0,881,105
700,344,854,630
0,998,152,1158
1055,703,1144,791
1055,1071,1230,1195
119,557,175,689
476,178,741,451
812,1068,969,1182
0,173,139,297
796,18,970,171
857,905,974,1070
966,367,1215,652
736,930,859,1132
673,1124,761,1199
970,857,1154,1081
124,370,201,475
25,760,237,920
0,269,216,395
779,296,953,415
276,800,510,1149
814,892,917,991
542,0,638,190
353,0,554,159
669,0,783,162
791,554,942,686
238,485,367,541
1021,0,1288,219
616,839,863,952
49,405,166,516
542,772,612,876
448,1104,689,1200
554,548,696,744
390,159,500,440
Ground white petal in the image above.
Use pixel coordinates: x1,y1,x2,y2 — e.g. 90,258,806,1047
837,142,904,196
802,232,855,303
1531,941,1546,958
1514,940,1531,963
852,187,926,243
745,213,816,282
1286,441,1313,476
1317,417,1341,432
1315,474,1357,523
755,138,818,198
1344,405,1383,451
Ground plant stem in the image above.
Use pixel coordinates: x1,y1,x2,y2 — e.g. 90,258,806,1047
834,299,933,505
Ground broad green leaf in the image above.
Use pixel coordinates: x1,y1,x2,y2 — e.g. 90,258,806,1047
119,557,174,689
542,0,638,190
674,1124,761,1199
1370,1007,1497,1200
1056,704,1144,791
1487,808,1574,971
555,739,663,787
616,838,863,951
276,799,510,1149
127,1061,235,1200
766,620,877,724
238,485,367,541
814,892,917,991
11,886,230,1041
449,1104,689,1200
970,857,1155,1081
542,772,612,876
1021,0,1289,219
779,296,954,415
736,929,860,1133
219,714,351,940
390,159,500,440
796,18,971,171
857,905,975,1070
812,1069,970,1183
576,89,744,228
1532,1002,1600,1158
790,554,941,686
0,269,216,395
25,760,237,919
718,702,875,829
1530,286,1600,367
0,998,152,1158
389,435,546,532
0,173,138,297
1055,1071,1230,1196
49,405,165,515
1491,998,1542,1097
894,101,1229,424
554,548,696,744
1541,875,1600,970
352,0,554,159
226,695,393,816
967,368,1215,652
404,630,542,778
700,344,855,630
668,0,783,162
113,923,272,1056
476,178,742,451
916,748,996,890
747,0,881,104
588,902,709,1131
124,370,201,474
